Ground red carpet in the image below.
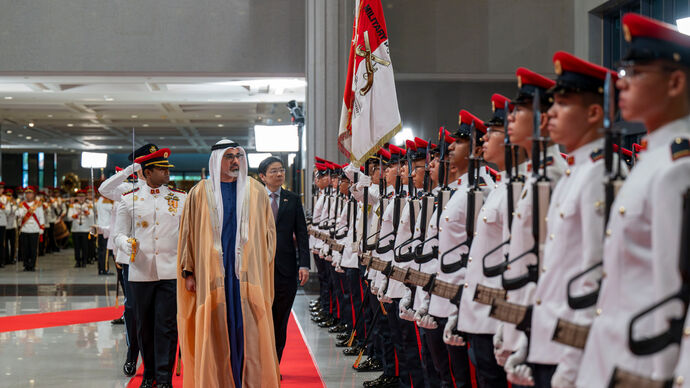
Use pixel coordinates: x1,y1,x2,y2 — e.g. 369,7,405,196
127,311,323,387
0,305,124,333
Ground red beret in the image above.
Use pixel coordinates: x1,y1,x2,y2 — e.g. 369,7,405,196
314,156,327,164
492,93,513,112
622,13,690,66
459,110,488,134
24,186,38,193
438,127,456,145
517,67,555,90
377,148,392,160
388,144,406,156
315,163,328,172
405,139,417,152
115,166,123,172
552,51,617,94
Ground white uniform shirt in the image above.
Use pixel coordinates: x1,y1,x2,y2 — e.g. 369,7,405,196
114,184,187,282
310,190,326,251
528,139,608,374
373,186,406,291
94,197,113,237
458,172,509,334
413,184,454,311
367,185,394,283
17,201,45,234
428,174,472,318
501,146,567,352
331,195,350,268
385,193,421,299
673,307,690,387
578,116,690,386
4,197,17,229
67,202,95,233
0,195,11,227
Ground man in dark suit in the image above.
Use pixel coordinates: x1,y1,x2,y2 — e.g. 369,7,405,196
258,156,310,362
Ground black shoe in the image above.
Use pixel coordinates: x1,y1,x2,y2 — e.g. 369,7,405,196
318,318,337,328
354,357,382,372
123,360,136,376
336,333,350,341
309,299,320,306
139,378,155,388
363,373,387,387
343,345,363,356
378,375,400,387
311,313,330,323
335,338,351,347
309,305,321,312
111,317,124,325
328,323,348,333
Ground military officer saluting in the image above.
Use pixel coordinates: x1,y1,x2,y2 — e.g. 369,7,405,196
114,146,187,388
578,13,690,387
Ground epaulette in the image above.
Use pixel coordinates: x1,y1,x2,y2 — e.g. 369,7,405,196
671,137,690,161
168,187,186,194
122,187,140,196
590,148,604,162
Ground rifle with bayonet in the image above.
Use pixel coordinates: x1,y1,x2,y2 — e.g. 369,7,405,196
392,145,420,263
483,102,524,278
497,88,550,291
440,119,482,275
397,140,434,261
375,153,403,255
363,159,383,252
415,128,451,263
566,72,623,310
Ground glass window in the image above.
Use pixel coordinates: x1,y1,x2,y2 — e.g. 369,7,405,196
22,153,28,187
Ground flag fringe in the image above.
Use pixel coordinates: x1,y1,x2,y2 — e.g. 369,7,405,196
352,122,402,166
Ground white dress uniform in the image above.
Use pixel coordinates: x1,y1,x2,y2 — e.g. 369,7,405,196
0,194,11,228
414,181,460,314
331,194,350,270
500,147,567,352
98,168,146,265
309,189,326,252
43,199,56,225
340,201,363,269
457,171,509,334
94,197,113,237
67,202,95,233
428,173,471,318
578,116,690,386
17,201,45,234
385,192,419,300
373,186,406,293
114,184,187,282
365,185,393,285
527,139,612,379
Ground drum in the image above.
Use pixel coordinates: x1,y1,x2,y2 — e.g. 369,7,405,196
54,220,69,240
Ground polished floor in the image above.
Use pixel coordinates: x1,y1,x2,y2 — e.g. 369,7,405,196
0,249,376,387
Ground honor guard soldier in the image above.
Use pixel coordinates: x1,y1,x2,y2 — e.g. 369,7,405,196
309,161,333,323
17,186,44,271
67,189,95,268
457,94,514,388
525,52,621,387
491,68,566,386
578,13,690,387
95,186,114,275
4,188,17,264
114,147,187,388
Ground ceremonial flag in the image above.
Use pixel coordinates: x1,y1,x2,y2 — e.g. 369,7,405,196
337,0,401,165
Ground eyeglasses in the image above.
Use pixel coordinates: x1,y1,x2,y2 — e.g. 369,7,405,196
616,62,678,80
223,153,244,160
267,168,286,175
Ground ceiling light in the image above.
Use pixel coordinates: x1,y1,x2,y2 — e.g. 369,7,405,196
247,153,272,169
67,123,74,127
47,114,53,118
118,146,123,149
214,114,222,118
254,125,299,152
104,97,115,101
217,124,224,127
678,17,690,35
33,139,38,142
143,124,149,127
28,122,34,128
17,134,23,138
6,130,12,134
159,136,164,140
131,115,138,119
25,136,32,140
277,118,282,122
3,96,12,100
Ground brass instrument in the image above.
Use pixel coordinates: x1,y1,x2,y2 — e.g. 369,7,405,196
61,173,81,195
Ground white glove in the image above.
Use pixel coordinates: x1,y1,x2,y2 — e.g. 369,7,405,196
116,235,136,257
414,306,438,329
443,312,465,346
377,280,392,303
344,164,358,182
124,163,142,177
335,265,345,273
357,174,372,190
551,369,576,388
398,289,416,321
493,323,510,366
505,335,534,386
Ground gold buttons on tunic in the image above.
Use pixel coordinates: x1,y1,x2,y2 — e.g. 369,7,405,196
596,308,602,316
684,327,690,337
565,169,571,176
483,217,487,223
676,376,684,386
464,283,469,288
550,234,554,240
606,229,612,237
536,299,541,305
619,206,625,215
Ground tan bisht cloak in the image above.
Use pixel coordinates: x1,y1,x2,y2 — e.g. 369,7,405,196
177,178,278,388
